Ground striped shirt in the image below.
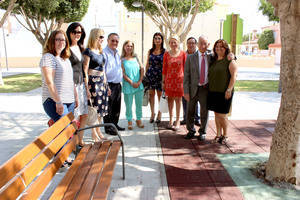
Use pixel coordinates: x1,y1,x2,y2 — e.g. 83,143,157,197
40,53,75,103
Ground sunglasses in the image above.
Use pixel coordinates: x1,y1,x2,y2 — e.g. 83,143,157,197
71,31,82,34
99,36,104,39
110,39,119,43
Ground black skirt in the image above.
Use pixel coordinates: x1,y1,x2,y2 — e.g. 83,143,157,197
207,91,233,114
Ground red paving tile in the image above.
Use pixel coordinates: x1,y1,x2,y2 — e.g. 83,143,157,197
158,120,274,200
215,185,245,200
169,186,222,200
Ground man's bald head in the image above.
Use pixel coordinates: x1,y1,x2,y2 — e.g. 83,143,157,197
198,35,210,53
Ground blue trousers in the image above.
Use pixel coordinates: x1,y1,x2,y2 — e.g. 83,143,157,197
43,98,75,122
124,90,143,121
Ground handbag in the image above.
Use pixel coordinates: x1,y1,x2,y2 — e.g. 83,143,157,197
86,100,98,126
142,76,150,89
159,91,169,113
143,89,149,106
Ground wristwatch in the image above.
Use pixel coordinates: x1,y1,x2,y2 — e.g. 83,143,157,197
56,101,63,105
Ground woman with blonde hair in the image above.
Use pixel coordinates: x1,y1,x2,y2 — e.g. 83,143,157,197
83,28,110,141
121,40,145,130
162,35,187,131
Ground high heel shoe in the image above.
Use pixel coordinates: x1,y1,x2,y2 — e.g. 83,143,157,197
150,113,155,123
155,112,161,123
96,130,107,140
136,120,144,128
128,121,133,130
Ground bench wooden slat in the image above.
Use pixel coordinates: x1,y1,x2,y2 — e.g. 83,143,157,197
1,111,124,200
0,177,25,200
0,122,76,200
76,141,112,200
93,141,121,200
49,144,92,200
21,124,76,185
62,142,102,200
0,113,74,190
20,128,77,200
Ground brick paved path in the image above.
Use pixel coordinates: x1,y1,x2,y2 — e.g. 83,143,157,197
157,120,275,200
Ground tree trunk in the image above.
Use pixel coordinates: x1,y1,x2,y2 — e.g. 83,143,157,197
266,0,300,185
145,0,200,50
0,0,17,27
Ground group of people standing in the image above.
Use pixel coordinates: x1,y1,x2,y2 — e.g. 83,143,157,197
144,33,237,144
40,23,126,147
40,21,237,146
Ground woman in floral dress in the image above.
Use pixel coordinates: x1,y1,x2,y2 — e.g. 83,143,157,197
145,32,165,123
83,28,110,141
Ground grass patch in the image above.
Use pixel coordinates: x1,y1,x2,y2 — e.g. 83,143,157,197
235,80,279,92
0,73,42,93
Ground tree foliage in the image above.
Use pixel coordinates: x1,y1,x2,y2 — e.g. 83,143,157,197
242,33,252,42
242,33,260,42
120,0,215,47
0,0,89,47
123,0,214,16
258,0,279,22
258,29,274,49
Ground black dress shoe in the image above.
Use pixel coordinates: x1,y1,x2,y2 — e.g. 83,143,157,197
106,128,117,135
198,134,206,141
116,125,125,131
194,121,201,126
106,130,117,135
184,132,195,139
180,120,186,125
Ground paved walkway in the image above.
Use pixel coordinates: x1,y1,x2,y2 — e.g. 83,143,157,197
157,119,300,200
0,67,282,199
157,120,274,200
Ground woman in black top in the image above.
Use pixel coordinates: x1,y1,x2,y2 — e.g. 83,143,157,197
66,22,88,146
83,28,110,141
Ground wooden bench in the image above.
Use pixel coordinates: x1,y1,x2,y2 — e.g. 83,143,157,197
0,112,125,200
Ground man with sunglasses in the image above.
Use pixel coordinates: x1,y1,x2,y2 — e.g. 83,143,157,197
103,33,125,135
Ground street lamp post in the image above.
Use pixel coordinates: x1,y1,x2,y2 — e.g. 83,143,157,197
219,19,224,39
132,1,144,64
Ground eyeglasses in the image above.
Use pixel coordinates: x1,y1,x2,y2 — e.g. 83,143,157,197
216,45,225,49
71,31,82,35
110,40,119,43
99,36,104,39
55,38,66,42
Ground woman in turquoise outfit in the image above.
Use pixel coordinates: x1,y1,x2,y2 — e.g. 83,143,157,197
121,40,145,130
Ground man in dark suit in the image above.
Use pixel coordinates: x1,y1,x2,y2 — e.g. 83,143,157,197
183,36,212,140
181,37,201,126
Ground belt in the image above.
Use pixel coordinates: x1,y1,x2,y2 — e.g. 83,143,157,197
108,82,121,85
88,69,104,76
198,83,208,88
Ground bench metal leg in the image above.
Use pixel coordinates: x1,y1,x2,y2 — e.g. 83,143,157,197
121,141,125,179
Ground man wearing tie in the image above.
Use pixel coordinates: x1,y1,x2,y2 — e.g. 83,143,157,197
183,36,211,140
